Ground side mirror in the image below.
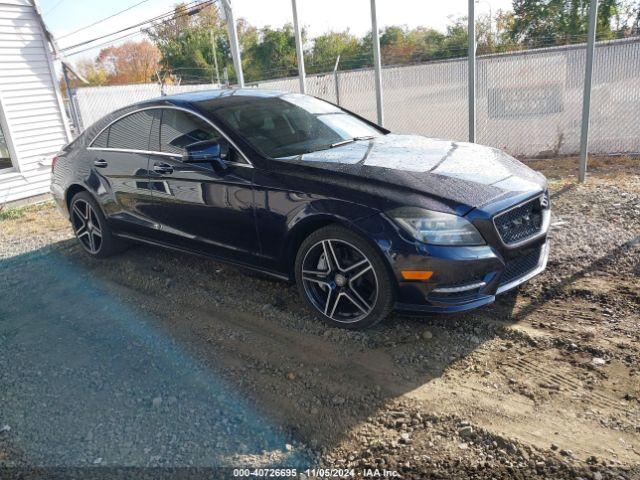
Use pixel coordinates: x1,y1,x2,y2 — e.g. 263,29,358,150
183,140,228,171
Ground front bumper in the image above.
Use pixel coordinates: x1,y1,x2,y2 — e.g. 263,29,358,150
354,195,551,314
395,240,549,313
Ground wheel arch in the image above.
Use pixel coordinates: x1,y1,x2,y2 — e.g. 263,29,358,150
65,183,109,221
282,214,350,279
282,209,393,281
65,183,89,210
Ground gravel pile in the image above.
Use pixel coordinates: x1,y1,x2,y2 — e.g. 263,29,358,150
547,177,640,276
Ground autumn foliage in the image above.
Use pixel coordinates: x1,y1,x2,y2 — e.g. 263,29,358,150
69,40,160,87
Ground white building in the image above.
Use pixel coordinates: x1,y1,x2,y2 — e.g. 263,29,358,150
0,0,71,204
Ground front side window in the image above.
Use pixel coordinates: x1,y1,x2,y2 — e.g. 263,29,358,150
209,94,382,158
160,109,221,156
0,121,13,171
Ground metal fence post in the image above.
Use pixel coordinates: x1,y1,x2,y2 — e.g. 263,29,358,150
211,30,221,86
221,0,244,88
468,0,476,143
291,0,306,94
579,0,599,183
370,0,384,126
333,55,341,105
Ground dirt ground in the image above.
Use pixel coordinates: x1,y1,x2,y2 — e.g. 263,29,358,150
0,156,639,479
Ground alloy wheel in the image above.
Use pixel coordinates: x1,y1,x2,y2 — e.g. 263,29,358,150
301,239,379,323
71,199,103,254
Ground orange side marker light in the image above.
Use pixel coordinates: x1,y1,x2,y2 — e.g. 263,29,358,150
401,271,433,281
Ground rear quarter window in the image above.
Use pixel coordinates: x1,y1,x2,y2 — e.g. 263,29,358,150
107,110,156,151
91,128,108,148
90,109,159,151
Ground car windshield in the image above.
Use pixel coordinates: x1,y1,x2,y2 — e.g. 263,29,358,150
209,93,383,158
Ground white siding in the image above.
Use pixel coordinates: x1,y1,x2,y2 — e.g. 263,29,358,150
0,0,70,204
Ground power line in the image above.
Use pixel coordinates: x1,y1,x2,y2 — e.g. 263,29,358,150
60,0,208,52
58,0,152,40
63,0,216,57
60,0,212,53
64,30,146,57
45,0,66,15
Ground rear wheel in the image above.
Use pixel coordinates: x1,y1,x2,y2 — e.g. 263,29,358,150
69,191,127,258
295,225,395,330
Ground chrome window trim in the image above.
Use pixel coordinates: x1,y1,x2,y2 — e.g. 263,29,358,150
492,193,550,249
87,147,181,158
87,105,253,168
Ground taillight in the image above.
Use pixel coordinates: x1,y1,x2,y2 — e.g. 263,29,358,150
52,155,59,172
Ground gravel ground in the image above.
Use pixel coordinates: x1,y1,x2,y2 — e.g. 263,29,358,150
0,156,638,479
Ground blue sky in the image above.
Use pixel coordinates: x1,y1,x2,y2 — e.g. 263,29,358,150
38,0,513,62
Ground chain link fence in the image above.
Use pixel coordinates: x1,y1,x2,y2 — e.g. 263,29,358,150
72,37,640,157
74,83,221,130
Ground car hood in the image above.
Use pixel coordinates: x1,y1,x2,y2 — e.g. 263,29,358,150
277,134,547,215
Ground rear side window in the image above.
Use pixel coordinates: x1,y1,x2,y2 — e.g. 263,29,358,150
148,109,161,152
92,110,157,151
160,109,221,155
91,128,108,148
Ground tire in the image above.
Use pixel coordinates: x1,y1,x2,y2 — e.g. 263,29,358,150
69,191,127,258
295,224,395,330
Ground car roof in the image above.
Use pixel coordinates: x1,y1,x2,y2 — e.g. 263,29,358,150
80,88,299,146
136,88,290,109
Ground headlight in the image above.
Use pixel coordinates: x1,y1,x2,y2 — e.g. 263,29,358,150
388,207,485,246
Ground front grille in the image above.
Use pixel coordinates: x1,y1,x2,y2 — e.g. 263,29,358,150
499,246,542,286
494,195,546,245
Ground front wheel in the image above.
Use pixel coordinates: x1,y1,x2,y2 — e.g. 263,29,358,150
295,225,395,330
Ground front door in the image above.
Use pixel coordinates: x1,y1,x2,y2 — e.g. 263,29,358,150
145,108,258,263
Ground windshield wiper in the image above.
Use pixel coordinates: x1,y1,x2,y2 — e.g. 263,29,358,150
298,136,378,155
329,135,377,148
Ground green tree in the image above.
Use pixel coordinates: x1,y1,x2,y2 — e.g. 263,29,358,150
409,27,447,60
509,0,622,46
241,24,298,81
307,31,364,73
440,17,469,57
148,3,232,84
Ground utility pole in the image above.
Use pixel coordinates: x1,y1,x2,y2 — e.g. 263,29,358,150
370,0,384,126
291,0,306,93
221,0,244,87
579,0,599,183
468,0,476,143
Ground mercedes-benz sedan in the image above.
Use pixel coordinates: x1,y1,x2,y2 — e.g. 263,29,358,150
51,89,550,329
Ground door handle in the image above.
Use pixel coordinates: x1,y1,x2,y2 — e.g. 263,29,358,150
153,163,173,174
94,159,108,168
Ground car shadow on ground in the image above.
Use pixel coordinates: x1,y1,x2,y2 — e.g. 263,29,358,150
510,235,639,322
0,239,529,469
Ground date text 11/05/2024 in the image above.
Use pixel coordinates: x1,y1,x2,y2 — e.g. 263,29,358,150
232,468,401,477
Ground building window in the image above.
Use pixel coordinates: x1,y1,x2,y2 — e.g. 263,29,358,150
0,122,12,171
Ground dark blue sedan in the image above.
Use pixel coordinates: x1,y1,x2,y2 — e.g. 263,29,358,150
51,89,550,329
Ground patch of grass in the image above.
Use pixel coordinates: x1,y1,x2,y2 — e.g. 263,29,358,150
0,205,26,221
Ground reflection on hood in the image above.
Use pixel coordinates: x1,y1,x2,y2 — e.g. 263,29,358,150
276,134,547,215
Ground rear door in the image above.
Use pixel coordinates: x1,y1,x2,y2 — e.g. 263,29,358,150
88,109,159,236
144,108,258,263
